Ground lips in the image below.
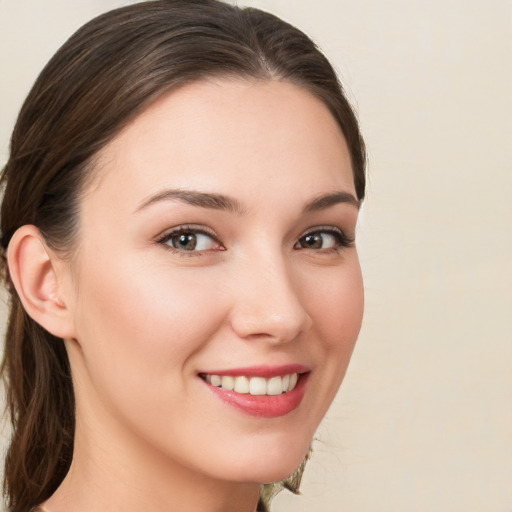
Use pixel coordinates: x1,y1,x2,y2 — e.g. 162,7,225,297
198,365,309,418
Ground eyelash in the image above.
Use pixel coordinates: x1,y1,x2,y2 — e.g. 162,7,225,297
155,224,354,256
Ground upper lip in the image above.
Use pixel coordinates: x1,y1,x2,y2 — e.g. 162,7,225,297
198,364,310,379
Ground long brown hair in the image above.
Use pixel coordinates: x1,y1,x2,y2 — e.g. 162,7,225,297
0,1,366,511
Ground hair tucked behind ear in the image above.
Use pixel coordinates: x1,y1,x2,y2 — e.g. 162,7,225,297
1,1,366,510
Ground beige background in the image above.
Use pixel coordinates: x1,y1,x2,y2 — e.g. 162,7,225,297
1,1,511,511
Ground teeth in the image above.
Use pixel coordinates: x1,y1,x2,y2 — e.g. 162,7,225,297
282,374,290,391
249,377,267,395
210,375,222,387
234,376,250,394
221,375,234,390
267,376,283,396
204,373,300,395
289,372,298,391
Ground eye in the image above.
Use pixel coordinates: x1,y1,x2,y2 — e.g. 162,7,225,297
157,226,222,253
297,232,337,250
295,227,354,251
168,232,215,251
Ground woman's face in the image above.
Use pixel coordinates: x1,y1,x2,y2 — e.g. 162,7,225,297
63,79,363,485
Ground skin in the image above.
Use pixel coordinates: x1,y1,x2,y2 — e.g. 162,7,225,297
39,79,364,512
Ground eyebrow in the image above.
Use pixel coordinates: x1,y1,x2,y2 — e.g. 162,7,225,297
135,188,359,214
135,189,246,214
303,191,360,212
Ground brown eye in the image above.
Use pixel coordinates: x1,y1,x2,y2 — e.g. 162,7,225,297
295,228,353,251
159,229,219,252
171,233,198,251
301,234,323,249
297,232,338,250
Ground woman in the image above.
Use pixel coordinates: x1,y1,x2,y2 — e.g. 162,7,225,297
0,1,366,511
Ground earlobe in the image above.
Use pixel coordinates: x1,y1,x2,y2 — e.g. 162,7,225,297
6,225,76,339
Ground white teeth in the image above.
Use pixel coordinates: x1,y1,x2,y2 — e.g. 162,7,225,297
267,376,283,396
249,377,267,396
210,374,222,387
282,374,290,392
204,373,300,395
221,375,234,391
288,372,298,391
233,376,250,394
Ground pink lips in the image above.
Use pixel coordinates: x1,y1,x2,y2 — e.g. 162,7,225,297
199,364,310,418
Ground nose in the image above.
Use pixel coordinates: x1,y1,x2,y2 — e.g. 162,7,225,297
228,251,312,343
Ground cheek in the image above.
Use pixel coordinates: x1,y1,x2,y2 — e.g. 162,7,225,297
303,256,364,353
72,259,228,395
300,255,363,417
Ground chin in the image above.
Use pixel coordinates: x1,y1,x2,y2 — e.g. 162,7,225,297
220,433,312,485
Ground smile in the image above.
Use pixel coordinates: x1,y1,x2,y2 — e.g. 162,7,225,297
202,373,299,396
199,366,310,418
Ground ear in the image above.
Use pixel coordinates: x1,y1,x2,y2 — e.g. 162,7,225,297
6,225,76,339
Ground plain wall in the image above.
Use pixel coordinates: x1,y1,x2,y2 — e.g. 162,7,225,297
1,1,511,511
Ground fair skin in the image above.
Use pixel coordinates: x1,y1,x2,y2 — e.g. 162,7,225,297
8,79,363,512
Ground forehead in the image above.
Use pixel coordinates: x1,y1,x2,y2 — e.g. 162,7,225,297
87,78,355,212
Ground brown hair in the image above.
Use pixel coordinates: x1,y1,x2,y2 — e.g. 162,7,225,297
0,1,366,511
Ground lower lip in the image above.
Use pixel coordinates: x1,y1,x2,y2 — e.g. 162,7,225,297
202,373,309,418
